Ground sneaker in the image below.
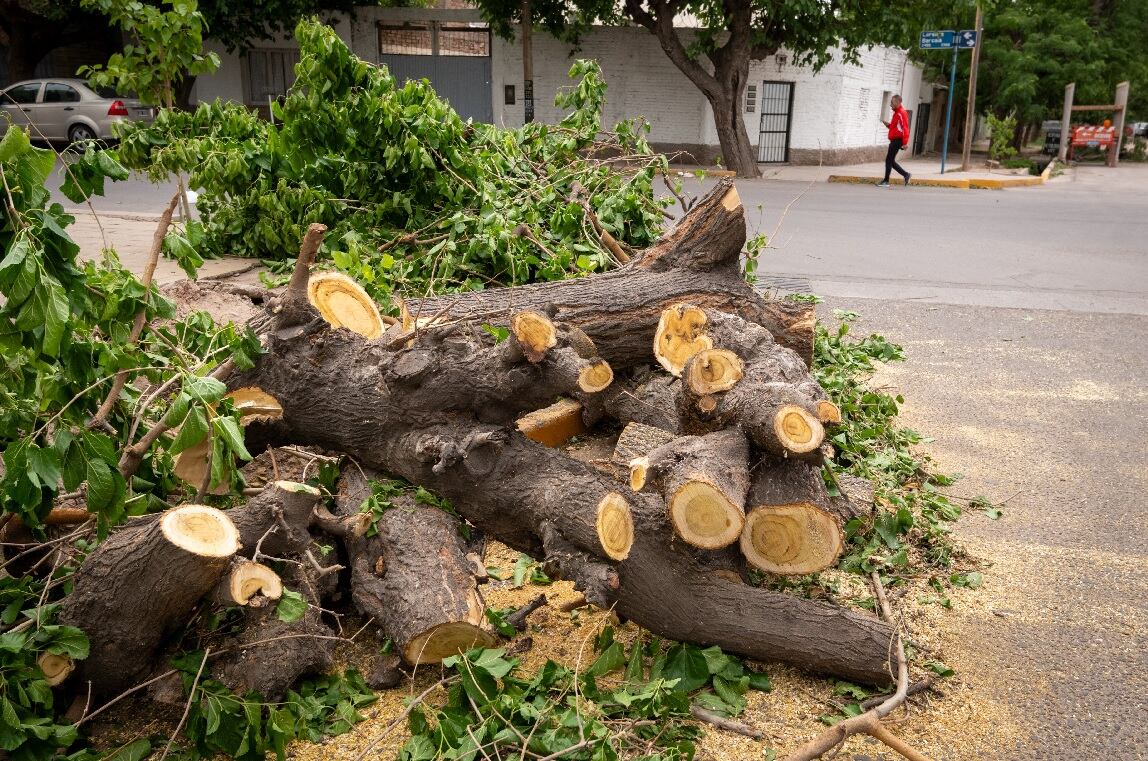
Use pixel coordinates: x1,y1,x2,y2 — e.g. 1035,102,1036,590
904,173,912,185
875,180,890,188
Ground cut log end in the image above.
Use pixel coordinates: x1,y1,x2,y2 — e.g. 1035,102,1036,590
512,311,558,362
668,480,745,549
720,186,742,211
516,399,587,447
774,406,825,454
629,457,649,491
307,272,385,339
596,492,634,561
160,505,240,558
228,387,284,423
816,400,842,425
740,504,843,575
228,561,283,605
272,480,320,496
577,360,615,393
684,348,744,395
654,304,712,376
404,622,499,664
38,653,74,687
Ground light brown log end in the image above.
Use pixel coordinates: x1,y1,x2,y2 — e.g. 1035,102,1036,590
816,400,842,425
226,560,283,605
740,503,843,575
160,505,241,559
403,622,499,664
654,303,713,376
516,399,587,447
668,479,745,549
596,492,634,561
629,457,649,491
511,311,559,362
38,652,74,687
307,272,385,339
720,185,742,211
774,405,825,454
684,348,744,395
227,387,284,423
577,359,614,393
697,395,719,414
271,480,320,496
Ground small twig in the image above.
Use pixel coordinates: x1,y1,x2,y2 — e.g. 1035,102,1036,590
859,678,936,711
202,262,262,281
287,223,328,298
87,192,180,431
305,549,344,577
157,647,209,761
505,593,548,632
352,677,453,761
689,704,764,740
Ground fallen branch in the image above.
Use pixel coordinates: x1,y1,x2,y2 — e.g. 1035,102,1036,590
506,594,548,632
689,704,764,740
780,573,933,761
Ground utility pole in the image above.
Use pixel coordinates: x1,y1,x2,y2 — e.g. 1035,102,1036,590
960,3,983,170
521,0,534,124
1058,83,1074,162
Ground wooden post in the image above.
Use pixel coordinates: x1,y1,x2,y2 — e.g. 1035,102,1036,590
1058,83,1075,163
960,3,983,171
1109,81,1130,168
521,0,534,124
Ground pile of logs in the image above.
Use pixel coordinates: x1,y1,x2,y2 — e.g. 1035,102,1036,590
46,181,899,709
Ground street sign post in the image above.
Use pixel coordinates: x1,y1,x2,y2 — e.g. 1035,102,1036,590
919,30,955,49
919,27,978,174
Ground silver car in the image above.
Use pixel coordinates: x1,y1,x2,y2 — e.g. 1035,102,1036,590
0,78,154,143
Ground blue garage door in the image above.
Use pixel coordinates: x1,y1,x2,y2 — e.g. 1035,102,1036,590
379,22,493,123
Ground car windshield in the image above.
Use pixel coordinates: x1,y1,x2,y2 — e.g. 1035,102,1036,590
93,85,121,99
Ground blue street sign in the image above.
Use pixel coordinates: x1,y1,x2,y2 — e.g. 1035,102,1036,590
919,30,955,49
957,29,978,48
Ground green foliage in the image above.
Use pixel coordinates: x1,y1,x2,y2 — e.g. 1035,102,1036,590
78,0,220,109
115,20,670,314
169,654,377,761
811,308,974,589
402,639,773,760
986,112,1018,161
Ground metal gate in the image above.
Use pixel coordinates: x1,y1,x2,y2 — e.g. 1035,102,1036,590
913,103,931,155
757,81,794,163
379,22,493,123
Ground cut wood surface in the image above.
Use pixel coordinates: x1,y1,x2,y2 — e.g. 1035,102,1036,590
516,399,588,447
210,558,283,606
741,458,843,575
612,422,676,467
308,271,387,339
59,505,239,695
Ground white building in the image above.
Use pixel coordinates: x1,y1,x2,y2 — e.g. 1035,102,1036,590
191,5,935,166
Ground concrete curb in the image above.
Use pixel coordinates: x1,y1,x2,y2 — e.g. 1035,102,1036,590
828,166,1051,190
827,175,970,189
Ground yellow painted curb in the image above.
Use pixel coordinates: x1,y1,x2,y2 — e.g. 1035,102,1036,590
969,176,1044,189
827,175,971,189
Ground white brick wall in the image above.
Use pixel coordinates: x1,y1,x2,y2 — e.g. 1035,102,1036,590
189,11,926,165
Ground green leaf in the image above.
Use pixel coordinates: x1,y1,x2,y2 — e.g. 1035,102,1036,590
661,644,709,693
101,738,152,761
0,126,30,162
169,406,209,456
214,416,252,461
585,641,625,678
40,625,90,659
747,671,772,692
183,375,227,404
26,445,62,489
276,589,307,623
925,660,955,678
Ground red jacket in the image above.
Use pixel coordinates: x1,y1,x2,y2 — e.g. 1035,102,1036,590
888,105,910,143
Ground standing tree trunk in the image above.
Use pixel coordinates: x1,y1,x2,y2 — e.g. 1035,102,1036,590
708,85,759,177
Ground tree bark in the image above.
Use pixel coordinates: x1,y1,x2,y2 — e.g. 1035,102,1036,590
58,505,240,696
710,88,760,177
225,480,322,559
402,181,815,366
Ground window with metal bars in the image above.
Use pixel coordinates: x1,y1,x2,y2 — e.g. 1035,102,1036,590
745,84,757,114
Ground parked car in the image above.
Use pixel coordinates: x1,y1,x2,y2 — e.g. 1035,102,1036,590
1133,122,1148,137
0,78,154,143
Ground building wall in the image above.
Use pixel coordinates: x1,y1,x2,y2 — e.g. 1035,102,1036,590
188,10,928,166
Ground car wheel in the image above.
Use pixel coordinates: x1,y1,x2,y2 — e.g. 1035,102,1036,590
67,124,97,144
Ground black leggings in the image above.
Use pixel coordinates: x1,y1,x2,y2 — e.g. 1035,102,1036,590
884,138,909,181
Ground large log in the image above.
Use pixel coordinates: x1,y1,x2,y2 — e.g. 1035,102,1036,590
334,468,496,664
59,505,240,695
400,181,815,367
742,458,844,575
234,330,896,687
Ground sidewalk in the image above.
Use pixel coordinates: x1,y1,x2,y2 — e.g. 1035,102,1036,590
760,156,1054,189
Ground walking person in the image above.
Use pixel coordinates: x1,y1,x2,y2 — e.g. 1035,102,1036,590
877,95,911,187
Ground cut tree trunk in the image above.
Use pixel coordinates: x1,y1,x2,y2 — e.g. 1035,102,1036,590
225,480,322,559
334,468,496,664
401,181,814,366
632,429,750,550
612,422,676,468
58,505,240,695
741,458,844,576
581,370,683,433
